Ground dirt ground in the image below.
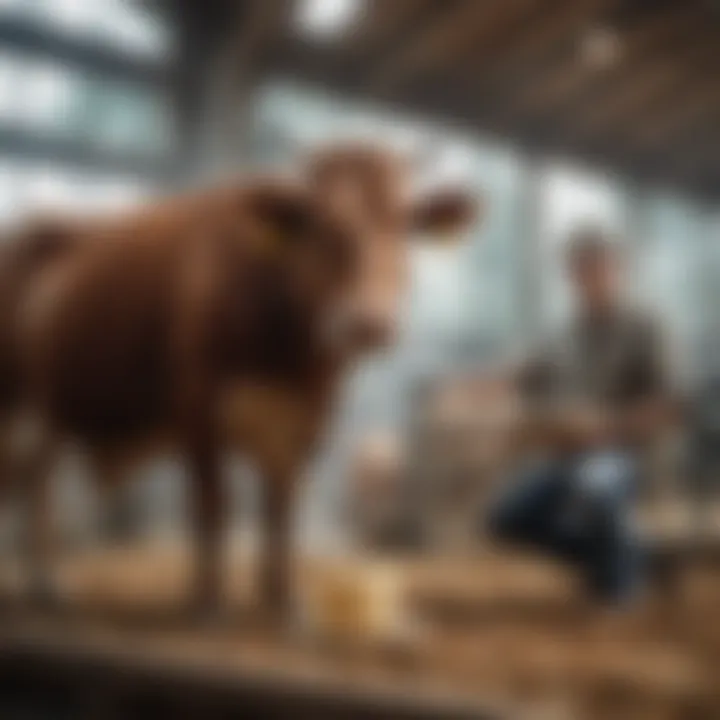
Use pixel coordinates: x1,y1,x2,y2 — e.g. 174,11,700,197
0,545,717,720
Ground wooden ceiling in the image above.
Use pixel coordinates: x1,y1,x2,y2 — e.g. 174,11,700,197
181,0,720,202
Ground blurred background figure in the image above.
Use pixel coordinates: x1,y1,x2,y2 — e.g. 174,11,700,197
487,228,675,605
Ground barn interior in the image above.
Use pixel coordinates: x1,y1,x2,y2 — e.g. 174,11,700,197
0,1,718,719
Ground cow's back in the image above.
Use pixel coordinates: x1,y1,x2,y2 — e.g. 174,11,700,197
0,221,79,413
21,222,181,446
13,181,346,453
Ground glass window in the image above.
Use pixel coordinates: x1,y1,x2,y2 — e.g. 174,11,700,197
15,57,81,134
0,50,174,155
0,159,24,222
462,138,525,357
84,176,151,210
691,211,720,373
0,0,174,62
0,51,22,123
637,194,707,369
19,161,83,209
0,0,35,18
4,158,154,218
84,78,175,156
0,51,93,137
703,214,720,319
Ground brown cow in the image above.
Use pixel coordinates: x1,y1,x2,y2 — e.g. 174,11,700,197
5,144,480,621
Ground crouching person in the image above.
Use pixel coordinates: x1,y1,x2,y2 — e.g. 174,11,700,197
487,228,676,605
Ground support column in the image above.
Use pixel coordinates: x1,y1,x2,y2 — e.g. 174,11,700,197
515,152,543,355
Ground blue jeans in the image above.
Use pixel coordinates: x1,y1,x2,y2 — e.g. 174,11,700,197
487,450,643,604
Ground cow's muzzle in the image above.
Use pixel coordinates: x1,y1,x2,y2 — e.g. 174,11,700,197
325,309,398,354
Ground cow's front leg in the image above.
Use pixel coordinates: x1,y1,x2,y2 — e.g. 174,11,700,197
91,457,138,548
188,440,226,620
229,385,331,629
172,239,229,623
258,466,297,623
179,368,225,620
22,434,61,609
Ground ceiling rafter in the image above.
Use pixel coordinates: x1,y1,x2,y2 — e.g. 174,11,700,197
256,0,720,201
343,0,425,53
468,0,617,130
478,0,615,89
366,0,501,97
572,45,719,140
503,2,696,122
411,0,544,84
448,0,550,71
638,80,720,150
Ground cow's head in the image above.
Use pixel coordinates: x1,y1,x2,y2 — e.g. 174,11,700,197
243,144,481,357
304,144,481,354
242,178,362,313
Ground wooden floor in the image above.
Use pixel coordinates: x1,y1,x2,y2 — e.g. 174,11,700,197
0,622,502,720
0,544,718,720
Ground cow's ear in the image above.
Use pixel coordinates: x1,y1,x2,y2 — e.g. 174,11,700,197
409,189,481,242
247,182,317,248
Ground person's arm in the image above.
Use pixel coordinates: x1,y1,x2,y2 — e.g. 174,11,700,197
605,318,679,445
517,401,610,452
607,397,675,446
513,347,608,452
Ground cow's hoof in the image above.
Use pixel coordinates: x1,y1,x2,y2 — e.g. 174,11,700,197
186,599,231,631
26,578,66,614
255,599,303,643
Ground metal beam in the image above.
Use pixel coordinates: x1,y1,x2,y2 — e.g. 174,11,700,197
0,125,177,182
476,0,614,100
198,0,287,177
567,43,719,142
0,18,172,86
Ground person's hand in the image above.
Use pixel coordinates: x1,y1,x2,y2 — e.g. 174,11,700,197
565,403,611,447
516,401,611,451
